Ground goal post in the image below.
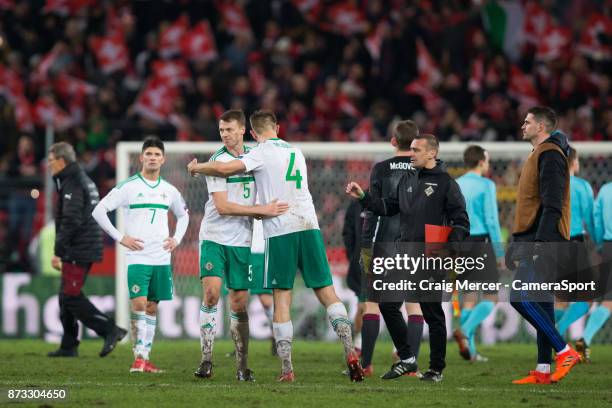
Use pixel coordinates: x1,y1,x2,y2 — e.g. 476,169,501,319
115,141,612,340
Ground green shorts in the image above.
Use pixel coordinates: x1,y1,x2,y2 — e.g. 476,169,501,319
249,253,272,295
199,240,251,290
127,264,173,301
265,229,333,289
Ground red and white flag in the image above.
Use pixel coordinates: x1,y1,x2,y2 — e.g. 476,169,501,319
508,64,540,107
33,46,64,83
133,77,179,123
404,78,445,115
415,38,442,87
292,0,322,23
32,96,73,130
159,15,189,59
90,33,130,74
181,21,218,63
535,25,572,62
338,92,361,118
365,21,388,61
54,73,97,101
326,1,367,36
105,4,134,38
523,1,552,45
216,1,252,37
151,59,192,86
578,13,612,60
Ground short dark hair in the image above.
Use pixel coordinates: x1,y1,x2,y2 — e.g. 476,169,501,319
463,145,487,168
568,146,577,164
414,133,439,152
249,110,277,133
49,142,76,163
142,135,165,154
527,106,557,132
219,109,246,127
393,120,419,150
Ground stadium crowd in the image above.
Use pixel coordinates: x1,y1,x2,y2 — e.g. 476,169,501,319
0,0,611,272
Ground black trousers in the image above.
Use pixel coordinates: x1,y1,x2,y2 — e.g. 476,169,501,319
379,301,446,372
59,262,114,349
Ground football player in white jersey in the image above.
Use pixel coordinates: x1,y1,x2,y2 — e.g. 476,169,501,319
93,136,189,373
193,110,288,381
188,110,363,382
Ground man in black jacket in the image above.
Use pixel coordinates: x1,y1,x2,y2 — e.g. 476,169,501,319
47,142,126,358
349,120,424,377
346,133,469,382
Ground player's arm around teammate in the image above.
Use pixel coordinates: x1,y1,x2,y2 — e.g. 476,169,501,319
194,110,288,382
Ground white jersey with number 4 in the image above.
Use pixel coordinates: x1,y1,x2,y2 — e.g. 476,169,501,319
99,174,188,265
199,146,256,247
240,138,319,239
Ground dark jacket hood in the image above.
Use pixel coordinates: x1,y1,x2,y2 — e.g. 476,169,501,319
543,130,570,157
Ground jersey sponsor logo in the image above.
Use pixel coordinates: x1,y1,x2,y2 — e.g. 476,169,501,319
131,284,140,294
64,193,72,200
424,186,435,196
205,262,214,271
424,183,438,186
390,162,411,170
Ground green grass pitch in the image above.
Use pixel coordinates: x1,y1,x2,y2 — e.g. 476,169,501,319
1,339,611,407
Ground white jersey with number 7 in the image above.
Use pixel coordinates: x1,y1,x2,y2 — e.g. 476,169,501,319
240,138,319,239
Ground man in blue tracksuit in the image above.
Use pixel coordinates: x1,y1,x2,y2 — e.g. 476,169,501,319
454,145,504,362
506,106,580,384
570,181,612,362
554,146,596,356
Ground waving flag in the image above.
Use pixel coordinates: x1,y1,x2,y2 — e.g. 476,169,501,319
181,21,218,63
159,15,189,59
133,77,179,123
90,33,130,74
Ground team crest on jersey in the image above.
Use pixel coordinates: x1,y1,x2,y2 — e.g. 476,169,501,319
132,284,140,294
137,193,144,198
161,193,167,199
424,186,434,196
205,262,214,271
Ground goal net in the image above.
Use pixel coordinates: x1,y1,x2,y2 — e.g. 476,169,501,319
116,141,612,344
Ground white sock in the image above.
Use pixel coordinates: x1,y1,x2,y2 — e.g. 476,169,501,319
200,303,218,362
354,333,362,350
144,314,157,361
536,364,551,373
132,310,147,359
273,321,293,374
559,345,570,354
327,302,354,357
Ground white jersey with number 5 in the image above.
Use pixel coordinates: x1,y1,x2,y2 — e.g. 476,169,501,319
99,174,188,265
200,146,255,247
240,138,319,239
